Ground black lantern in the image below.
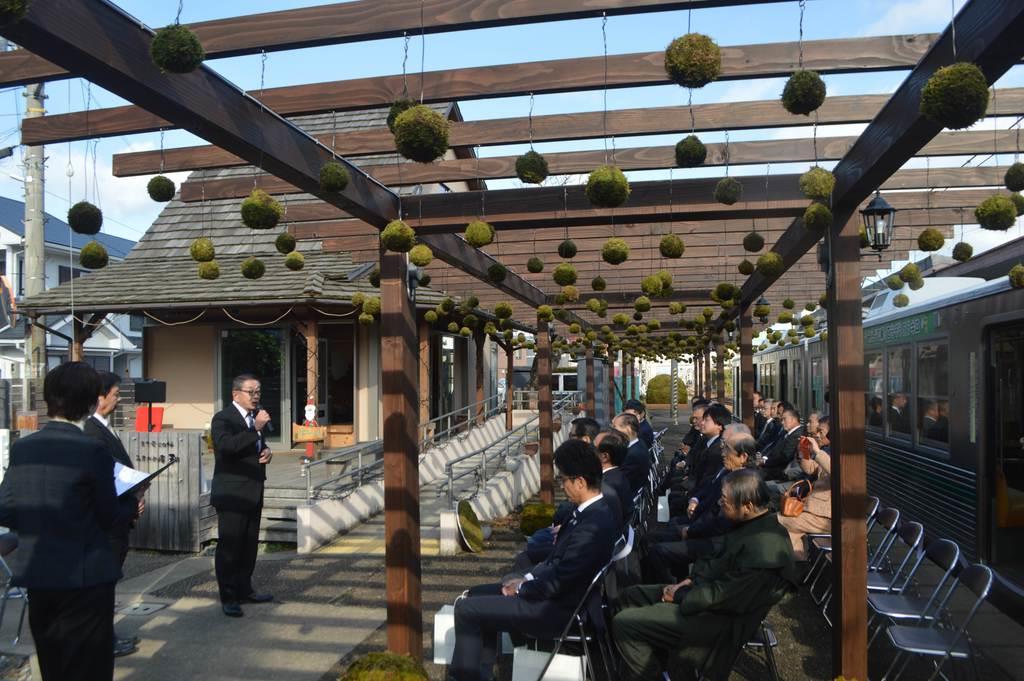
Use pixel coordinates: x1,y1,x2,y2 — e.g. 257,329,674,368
860,191,897,253
755,296,769,324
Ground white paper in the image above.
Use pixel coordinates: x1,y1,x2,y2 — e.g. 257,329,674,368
113,462,149,497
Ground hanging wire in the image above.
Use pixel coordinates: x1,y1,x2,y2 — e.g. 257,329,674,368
688,90,696,133
401,32,410,99
723,130,731,176
812,110,819,165
419,0,426,104
797,0,806,69
925,156,932,225
175,0,184,24
687,7,692,33
330,109,338,153
158,129,166,173
601,12,609,163
528,92,535,150
950,0,957,60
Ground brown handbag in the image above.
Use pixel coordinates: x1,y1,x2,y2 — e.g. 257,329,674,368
781,479,813,517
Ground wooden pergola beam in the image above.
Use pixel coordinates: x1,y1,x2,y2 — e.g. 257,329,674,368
21,33,943,145
0,0,788,89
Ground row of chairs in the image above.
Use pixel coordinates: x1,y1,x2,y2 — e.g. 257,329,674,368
804,498,993,681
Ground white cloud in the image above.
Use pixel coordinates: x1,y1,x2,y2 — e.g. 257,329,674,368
863,0,967,36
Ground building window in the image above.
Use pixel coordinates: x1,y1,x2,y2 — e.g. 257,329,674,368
917,342,949,445
887,346,912,438
129,314,144,332
865,351,883,430
16,256,23,296
58,265,87,284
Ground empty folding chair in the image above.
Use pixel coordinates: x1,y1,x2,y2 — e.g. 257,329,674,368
803,496,880,586
867,521,924,593
881,564,993,681
811,507,901,606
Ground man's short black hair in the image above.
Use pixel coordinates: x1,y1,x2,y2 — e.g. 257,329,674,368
624,399,646,415
44,362,101,422
777,400,794,413
232,374,259,391
97,370,121,397
570,417,601,441
596,429,629,466
783,407,802,423
704,403,732,430
613,412,640,437
554,439,603,490
691,397,710,409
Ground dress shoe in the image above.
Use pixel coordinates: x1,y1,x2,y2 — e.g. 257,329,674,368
113,639,138,657
241,592,273,603
222,602,244,617
115,632,140,646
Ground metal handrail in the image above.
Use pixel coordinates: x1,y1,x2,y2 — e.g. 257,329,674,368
420,393,505,447
301,440,384,504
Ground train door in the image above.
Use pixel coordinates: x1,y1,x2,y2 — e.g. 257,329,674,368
792,358,803,415
779,359,789,404
989,324,1024,581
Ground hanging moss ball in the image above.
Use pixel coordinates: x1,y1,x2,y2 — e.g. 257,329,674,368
241,257,266,280
0,0,29,27
465,296,480,310
634,296,652,313
592,276,607,292
641,274,663,296
738,259,755,275
270,232,294,255
756,251,784,278
443,321,458,333
893,293,910,308
552,263,578,286
526,257,544,274
743,231,765,253
920,62,989,130
781,70,827,116
537,305,554,322
1004,162,1024,192
777,311,794,325
356,313,374,326
240,189,283,230
803,202,833,232
319,161,350,193
197,260,220,280
558,285,578,303
799,167,836,203
569,322,582,334
886,275,904,291
463,314,479,329
975,195,1017,231
408,244,433,268
380,219,416,253
782,298,795,310
908,277,925,291
464,220,495,248
1011,193,1024,217
386,98,416,134
952,242,974,262
558,239,578,259
659,234,685,259
393,104,450,163
351,292,366,308
674,135,707,168
664,33,721,88
190,237,216,262
714,177,743,205
461,326,475,338
423,310,439,324
805,303,817,312
79,241,108,270
494,302,513,319
899,263,921,283
585,166,631,208
703,307,715,320
1010,264,1024,289
283,251,304,271
151,24,205,74
612,313,629,326
146,175,176,202
362,297,382,316
487,264,507,284
917,227,945,252
599,237,628,265
368,266,381,287
515,150,549,184
67,201,103,235
669,302,686,315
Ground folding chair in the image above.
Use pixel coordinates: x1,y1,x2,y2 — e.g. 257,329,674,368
0,534,27,646
881,564,993,681
803,496,880,586
867,521,924,593
741,620,782,681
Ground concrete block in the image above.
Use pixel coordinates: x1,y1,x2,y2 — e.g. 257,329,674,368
295,481,385,554
438,509,460,556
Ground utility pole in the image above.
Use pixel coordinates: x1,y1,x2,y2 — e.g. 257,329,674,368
22,77,47,403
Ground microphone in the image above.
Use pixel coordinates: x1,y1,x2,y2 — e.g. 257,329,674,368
253,404,274,434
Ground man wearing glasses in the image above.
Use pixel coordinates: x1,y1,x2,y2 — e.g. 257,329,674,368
211,374,274,617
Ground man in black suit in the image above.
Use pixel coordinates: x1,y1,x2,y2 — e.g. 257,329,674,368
760,407,804,481
889,393,911,435
84,371,145,657
595,429,633,525
753,392,766,437
612,412,650,494
211,374,274,617
450,440,618,681
0,362,121,681
624,399,654,449
569,416,601,444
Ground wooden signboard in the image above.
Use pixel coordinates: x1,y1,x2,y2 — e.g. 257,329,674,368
291,423,326,443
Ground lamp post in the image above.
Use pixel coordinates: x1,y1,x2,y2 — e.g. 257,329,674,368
860,191,897,255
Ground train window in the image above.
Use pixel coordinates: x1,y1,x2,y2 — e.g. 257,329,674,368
917,342,949,445
865,351,884,430
887,346,913,438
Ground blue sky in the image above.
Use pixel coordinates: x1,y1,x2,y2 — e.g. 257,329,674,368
0,0,1021,279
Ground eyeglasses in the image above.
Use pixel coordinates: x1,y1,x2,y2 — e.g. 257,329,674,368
555,474,580,487
238,389,262,396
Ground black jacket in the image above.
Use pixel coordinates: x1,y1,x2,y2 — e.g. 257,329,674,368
691,436,724,489
753,412,767,439
757,418,782,451
601,467,634,524
211,404,266,511
84,416,139,543
638,420,655,449
621,440,651,494
686,466,733,539
0,421,120,588
763,426,804,471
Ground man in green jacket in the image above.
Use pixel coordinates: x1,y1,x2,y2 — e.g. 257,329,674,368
613,468,798,681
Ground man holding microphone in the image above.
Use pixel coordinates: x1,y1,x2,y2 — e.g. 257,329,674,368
211,374,274,617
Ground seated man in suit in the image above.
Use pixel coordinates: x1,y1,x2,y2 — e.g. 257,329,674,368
569,416,601,444
450,440,618,681
668,403,729,515
624,399,655,449
612,412,650,494
760,407,804,481
613,469,798,681
659,402,709,497
753,392,766,436
595,429,633,525
756,399,782,452
889,393,911,434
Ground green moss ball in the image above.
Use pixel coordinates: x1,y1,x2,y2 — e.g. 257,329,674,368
79,241,108,269
68,201,103,235
552,263,578,286
641,274,663,296
714,177,743,205
714,282,737,302
537,305,554,322
241,257,265,280
975,195,1017,231
753,304,770,319
952,242,973,262
592,276,607,292
446,322,459,333
805,303,817,312
526,257,544,273
675,135,707,168
240,189,283,230
368,266,380,287
487,264,507,284
1010,264,1024,289
197,260,220,280
782,70,827,116
393,104,450,163
743,231,764,253
408,244,433,267
0,0,29,27
634,296,652,313
799,167,835,202
738,259,755,275
558,239,578,259
440,297,455,312
359,313,375,326
659,234,685,259
782,298,795,309
613,313,629,326
893,293,910,308
778,311,794,324
669,302,686,315
380,219,416,253
803,202,833,231
569,322,582,334
387,99,416,134
319,161,350,193
273,232,296,255
664,33,721,88
756,251,784,278
285,251,305,271
190,237,215,262
151,24,205,74
515,150,549,184
494,302,513,319
459,326,473,338
560,285,579,302
899,263,921,283
601,237,629,265
147,175,176,202
886,274,904,291
424,310,438,323
921,62,991,130
917,227,945,252
463,314,479,328
464,220,495,248
351,292,366,308
585,165,631,208
1004,162,1024,192
362,296,382,316
1011,193,1024,217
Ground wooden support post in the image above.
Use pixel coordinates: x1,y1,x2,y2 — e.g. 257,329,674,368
70,317,84,362
474,329,486,425
303,320,319,406
380,248,422,659
740,311,755,431
419,319,430,434
715,341,725,402
827,216,868,681
585,346,596,417
537,321,554,504
505,343,514,432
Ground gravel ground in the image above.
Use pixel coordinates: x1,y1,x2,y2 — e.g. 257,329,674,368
122,549,193,580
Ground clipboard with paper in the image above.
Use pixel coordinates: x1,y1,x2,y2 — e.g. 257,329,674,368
114,458,177,497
